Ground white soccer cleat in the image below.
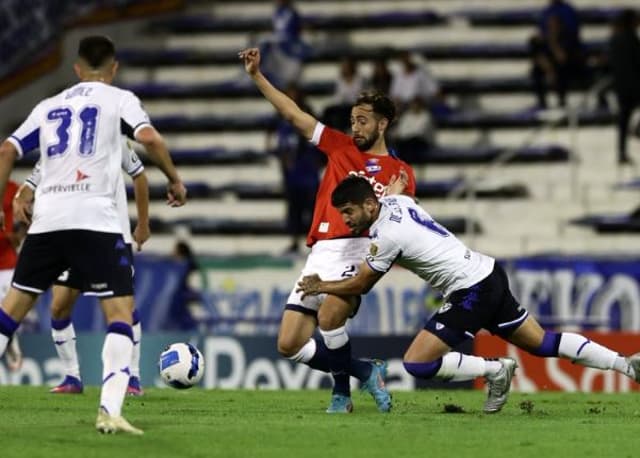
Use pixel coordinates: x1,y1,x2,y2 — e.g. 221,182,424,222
626,353,640,383
483,357,518,414
96,407,143,435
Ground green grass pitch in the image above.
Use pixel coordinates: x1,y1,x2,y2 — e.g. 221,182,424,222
0,387,637,458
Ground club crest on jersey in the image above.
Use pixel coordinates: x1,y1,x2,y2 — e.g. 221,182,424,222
369,243,378,256
76,169,90,182
365,158,382,174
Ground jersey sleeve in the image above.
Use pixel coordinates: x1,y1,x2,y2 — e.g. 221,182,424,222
120,139,144,177
310,122,352,158
24,160,42,190
120,91,152,140
365,231,401,273
7,105,41,158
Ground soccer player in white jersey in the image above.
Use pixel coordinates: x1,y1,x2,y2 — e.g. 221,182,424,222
0,35,186,434
13,139,149,396
297,176,640,413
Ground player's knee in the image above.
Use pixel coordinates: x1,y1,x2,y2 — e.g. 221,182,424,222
50,302,72,320
277,336,302,358
403,359,442,379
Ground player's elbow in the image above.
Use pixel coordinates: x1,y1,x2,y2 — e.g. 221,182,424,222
135,126,164,149
0,141,18,164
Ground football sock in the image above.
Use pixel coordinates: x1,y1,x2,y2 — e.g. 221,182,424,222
100,322,133,417
320,326,351,396
558,332,633,376
131,310,142,378
0,308,19,356
404,352,500,381
289,337,372,381
51,319,80,379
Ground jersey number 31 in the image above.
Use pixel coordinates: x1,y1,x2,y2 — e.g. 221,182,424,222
46,106,99,158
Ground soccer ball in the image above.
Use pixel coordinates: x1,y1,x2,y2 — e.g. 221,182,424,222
158,342,205,389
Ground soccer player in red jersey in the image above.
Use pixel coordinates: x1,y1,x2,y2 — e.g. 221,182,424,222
240,48,417,413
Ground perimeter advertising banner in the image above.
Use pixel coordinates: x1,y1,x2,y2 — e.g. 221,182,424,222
474,332,640,393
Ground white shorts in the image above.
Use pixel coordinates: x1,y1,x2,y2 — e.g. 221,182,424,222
286,237,371,314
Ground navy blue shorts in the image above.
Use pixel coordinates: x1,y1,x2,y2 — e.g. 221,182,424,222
54,243,134,292
424,263,528,347
13,230,133,297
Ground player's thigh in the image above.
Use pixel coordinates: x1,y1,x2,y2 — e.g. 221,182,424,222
277,309,318,356
50,284,81,319
0,269,14,300
504,316,545,352
404,330,451,363
63,230,133,298
317,294,357,331
100,295,134,325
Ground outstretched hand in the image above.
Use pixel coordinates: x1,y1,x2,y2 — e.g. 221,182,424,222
238,48,261,75
167,181,187,207
296,274,323,300
385,168,409,196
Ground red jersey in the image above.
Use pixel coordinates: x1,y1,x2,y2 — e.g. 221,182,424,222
0,181,18,269
306,124,416,246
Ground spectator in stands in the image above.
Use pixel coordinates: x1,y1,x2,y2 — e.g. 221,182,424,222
609,9,640,165
259,0,311,88
529,0,585,109
274,85,323,253
393,97,435,164
168,240,199,330
389,51,440,113
323,57,364,132
369,57,392,95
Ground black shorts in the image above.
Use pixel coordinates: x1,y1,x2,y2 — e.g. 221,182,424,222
54,243,134,292
424,263,528,347
13,230,133,297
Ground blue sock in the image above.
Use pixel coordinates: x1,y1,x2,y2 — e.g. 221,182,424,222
0,308,18,337
328,341,352,396
51,318,71,331
530,331,561,357
308,338,372,381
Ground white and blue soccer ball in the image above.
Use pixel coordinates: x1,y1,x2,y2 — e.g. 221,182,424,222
158,342,204,389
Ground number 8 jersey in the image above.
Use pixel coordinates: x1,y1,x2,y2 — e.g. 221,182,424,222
366,195,495,297
7,82,150,234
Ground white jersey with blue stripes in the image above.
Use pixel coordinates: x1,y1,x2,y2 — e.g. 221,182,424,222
8,81,150,234
26,139,144,244
366,195,495,297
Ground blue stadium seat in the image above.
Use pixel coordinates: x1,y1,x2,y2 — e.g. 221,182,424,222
459,7,631,26
570,214,640,233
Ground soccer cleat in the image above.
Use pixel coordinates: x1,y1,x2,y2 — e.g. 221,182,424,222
96,407,143,435
326,394,353,414
360,359,392,413
483,357,518,414
5,335,23,371
50,375,84,394
126,376,144,396
626,353,640,382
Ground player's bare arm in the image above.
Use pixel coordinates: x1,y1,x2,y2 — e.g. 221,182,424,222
297,262,384,299
0,141,18,229
135,126,187,207
132,172,150,251
13,183,34,225
239,48,316,140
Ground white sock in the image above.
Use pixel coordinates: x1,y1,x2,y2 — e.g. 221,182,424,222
52,323,81,379
0,334,8,355
131,321,141,378
100,332,133,417
558,332,617,370
289,338,316,363
436,352,499,382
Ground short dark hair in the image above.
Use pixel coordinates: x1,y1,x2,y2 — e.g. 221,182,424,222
331,176,377,207
78,35,115,68
354,91,396,124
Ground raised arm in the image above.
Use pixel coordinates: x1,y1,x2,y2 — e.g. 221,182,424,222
239,48,317,140
134,126,186,207
131,171,150,251
296,262,384,299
